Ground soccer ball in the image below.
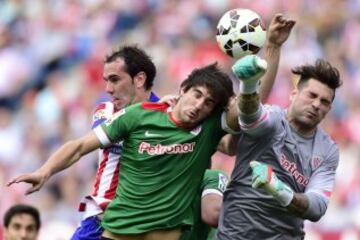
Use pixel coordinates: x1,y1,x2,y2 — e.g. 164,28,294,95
216,8,266,59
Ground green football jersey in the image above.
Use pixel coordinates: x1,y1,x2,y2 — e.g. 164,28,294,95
94,102,226,234
180,169,229,240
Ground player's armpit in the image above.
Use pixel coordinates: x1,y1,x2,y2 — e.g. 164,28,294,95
287,193,310,217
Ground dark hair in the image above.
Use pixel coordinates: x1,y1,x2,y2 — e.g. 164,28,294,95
292,59,342,99
4,204,41,231
105,45,156,90
180,62,234,112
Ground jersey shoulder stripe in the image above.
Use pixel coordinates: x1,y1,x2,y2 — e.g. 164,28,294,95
141,102,169,112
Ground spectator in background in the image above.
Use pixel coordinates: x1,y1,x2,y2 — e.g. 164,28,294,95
3,204,41,240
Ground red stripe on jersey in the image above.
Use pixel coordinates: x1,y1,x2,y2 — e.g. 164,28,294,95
78,202,86,211
94,103,107,113
99,202,110,210
141,102,169,112
92,149,110,196
169,111,195,130
103,162,120,200
267,166,273,183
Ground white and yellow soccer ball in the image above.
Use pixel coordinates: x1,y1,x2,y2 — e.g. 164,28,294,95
216,8,266,59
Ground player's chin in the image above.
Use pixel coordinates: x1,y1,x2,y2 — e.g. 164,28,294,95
184,115,200,126
114,100,126,110
300,118,318,128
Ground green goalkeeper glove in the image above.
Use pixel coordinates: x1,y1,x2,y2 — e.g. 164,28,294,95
232,55,267,94
250,160,294,207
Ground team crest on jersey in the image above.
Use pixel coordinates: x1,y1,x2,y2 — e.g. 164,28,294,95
106,109,126,126
218,173,228,193
311,156,324,170
190,125,202,136
93,109,107,123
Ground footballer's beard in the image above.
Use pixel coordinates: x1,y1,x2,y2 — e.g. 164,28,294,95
293,115,319,134
113,98,127,110
113,91,137,110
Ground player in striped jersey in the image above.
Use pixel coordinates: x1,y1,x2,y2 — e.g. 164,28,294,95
72,46,159,240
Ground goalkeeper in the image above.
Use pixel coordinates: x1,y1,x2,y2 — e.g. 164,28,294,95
216,23,342,240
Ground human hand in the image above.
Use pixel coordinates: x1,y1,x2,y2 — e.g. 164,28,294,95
7,171,49,195
250,160,294,206
159,94,179,107
266,14,296,48
232,55,267,94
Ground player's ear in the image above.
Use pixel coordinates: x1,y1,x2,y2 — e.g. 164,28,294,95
289,89,297,102
179,88,185,96
134,71,146,88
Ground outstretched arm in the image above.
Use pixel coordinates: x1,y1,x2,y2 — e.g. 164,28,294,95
7,132,101,194
259,14,296,103
224,14,295,130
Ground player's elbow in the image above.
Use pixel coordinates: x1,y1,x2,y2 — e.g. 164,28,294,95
302,192,328,222
201,195,223,227
303,209,324,222
306,214,322,222
201,208,220,227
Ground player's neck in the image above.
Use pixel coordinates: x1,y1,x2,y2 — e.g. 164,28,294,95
171,105,197,130
287,113,316,138
133,90,152,104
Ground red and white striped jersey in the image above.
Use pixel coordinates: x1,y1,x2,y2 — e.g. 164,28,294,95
78,92,159,219
79,101,122,219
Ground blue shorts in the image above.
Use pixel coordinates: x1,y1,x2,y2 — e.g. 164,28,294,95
71,215,104,240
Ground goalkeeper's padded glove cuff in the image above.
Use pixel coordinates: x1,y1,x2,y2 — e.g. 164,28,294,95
274,185,294,207
239,81,260,94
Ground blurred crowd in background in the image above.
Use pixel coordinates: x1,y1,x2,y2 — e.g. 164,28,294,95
0,0,359,239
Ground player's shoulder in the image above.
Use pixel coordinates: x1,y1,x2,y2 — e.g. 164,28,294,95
315,127,339,153
264,104,284,114
94,101,114,114
141,102,170,112
93,101,115,127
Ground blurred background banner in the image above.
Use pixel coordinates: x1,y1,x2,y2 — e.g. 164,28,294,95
0,0,359,239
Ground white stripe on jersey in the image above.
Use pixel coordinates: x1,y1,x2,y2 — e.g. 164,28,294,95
94,126,111,146
80,101,122,216
94,150,120,197
202,188,223,198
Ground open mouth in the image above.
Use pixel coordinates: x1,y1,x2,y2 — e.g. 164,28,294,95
188,111,197,120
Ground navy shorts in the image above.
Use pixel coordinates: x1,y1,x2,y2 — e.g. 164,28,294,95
71,216,104,240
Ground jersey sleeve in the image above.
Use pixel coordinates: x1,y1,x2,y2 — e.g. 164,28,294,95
201,169,229,198
238,104,283,138
94,103,141,147
92,102,114,129
303,144,339,221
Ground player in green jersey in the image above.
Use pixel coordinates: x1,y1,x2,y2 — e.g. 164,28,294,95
8,62,237,240
180,169,229,240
